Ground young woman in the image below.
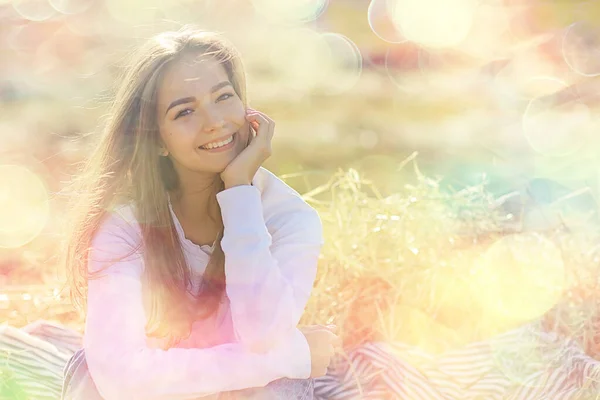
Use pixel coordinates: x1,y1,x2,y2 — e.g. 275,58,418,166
61,27,340,399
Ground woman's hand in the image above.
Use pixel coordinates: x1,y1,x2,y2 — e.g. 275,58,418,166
220,108,274,189
299,324,343,378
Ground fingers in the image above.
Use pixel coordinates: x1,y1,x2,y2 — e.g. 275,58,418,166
246,107,273,123
328,344,335,358
245,113,264,131
245,113,269,128
249,121,258,136
334,336,343,352
245,108,275,141
245,114,271,146
298,323,344,352
329,332,343,352
324,328,343,353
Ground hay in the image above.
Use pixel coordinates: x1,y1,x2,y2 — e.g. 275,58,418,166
2,157,600,371
298,157,600,363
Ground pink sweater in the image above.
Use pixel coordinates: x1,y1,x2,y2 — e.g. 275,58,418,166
83,167,324,399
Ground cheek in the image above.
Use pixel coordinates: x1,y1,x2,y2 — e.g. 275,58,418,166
160,127,196,154
237,122,252,145
228,98,246,122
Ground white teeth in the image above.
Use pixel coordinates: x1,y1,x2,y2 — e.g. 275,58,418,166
201,134,234,149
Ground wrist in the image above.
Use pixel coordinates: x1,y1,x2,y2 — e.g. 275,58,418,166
223,180,252,190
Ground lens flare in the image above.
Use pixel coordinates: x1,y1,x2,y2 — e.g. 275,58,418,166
562,21,600,77
385,45,452,94
473,233,564,327
391,0,476,49
358,130,379,150
0,165,50,248
64,4,114,37
268,28,331,94
523,84,597,157
251,0,328,24
458,3,510,61
48,0,93,14
106,0,165,24
12,0,56,21
320,33,362,95
367,0,406,44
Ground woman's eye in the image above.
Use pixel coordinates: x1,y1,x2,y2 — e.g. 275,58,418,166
175,108,193,119
218,93,234,102
173,94,233,119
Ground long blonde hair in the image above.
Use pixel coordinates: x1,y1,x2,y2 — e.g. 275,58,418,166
62,27,248,343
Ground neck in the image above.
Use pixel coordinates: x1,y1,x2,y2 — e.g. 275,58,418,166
169,172,223,226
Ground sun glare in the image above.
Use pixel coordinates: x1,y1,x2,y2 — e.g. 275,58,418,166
391,0,476,49
0,165,50,248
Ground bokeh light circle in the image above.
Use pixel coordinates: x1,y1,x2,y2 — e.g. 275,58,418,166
320,33,363,95
392,0,476,49
0,165,50,248
12,0,56,21
106,0,165,24
562,21,600,77
63,5,113,37
268,28,331,94
359,130,379,150
519,76,569,100
385,45,449,94
523,83,596,157
473,233,564,327
251,0,328,24
49,0,93,14
458,3,510,61
367,0,406,44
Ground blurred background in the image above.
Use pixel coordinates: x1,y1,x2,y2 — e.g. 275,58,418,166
2,0,600,338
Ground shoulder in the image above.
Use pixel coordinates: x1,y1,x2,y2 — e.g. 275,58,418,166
94,202,142,245
252,167,323,245
89,202,144,274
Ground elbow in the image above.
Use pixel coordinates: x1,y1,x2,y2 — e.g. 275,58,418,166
84,351,127,400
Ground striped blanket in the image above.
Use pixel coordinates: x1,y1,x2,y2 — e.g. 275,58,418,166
1,320,600,399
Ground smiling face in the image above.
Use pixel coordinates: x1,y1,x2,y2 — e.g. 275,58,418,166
156,54,251,175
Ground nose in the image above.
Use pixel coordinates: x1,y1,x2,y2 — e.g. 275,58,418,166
199,108,225,133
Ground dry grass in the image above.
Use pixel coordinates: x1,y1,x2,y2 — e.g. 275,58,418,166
1,158,600,400
2,155,600,371
296,156,600,361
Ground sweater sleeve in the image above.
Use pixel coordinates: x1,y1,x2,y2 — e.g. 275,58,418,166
215,184,323,355
83,211,311,400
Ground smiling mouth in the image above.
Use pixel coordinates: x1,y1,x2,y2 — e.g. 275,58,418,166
199,132,237,150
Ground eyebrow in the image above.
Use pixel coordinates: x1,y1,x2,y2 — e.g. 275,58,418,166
164,81,233,115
